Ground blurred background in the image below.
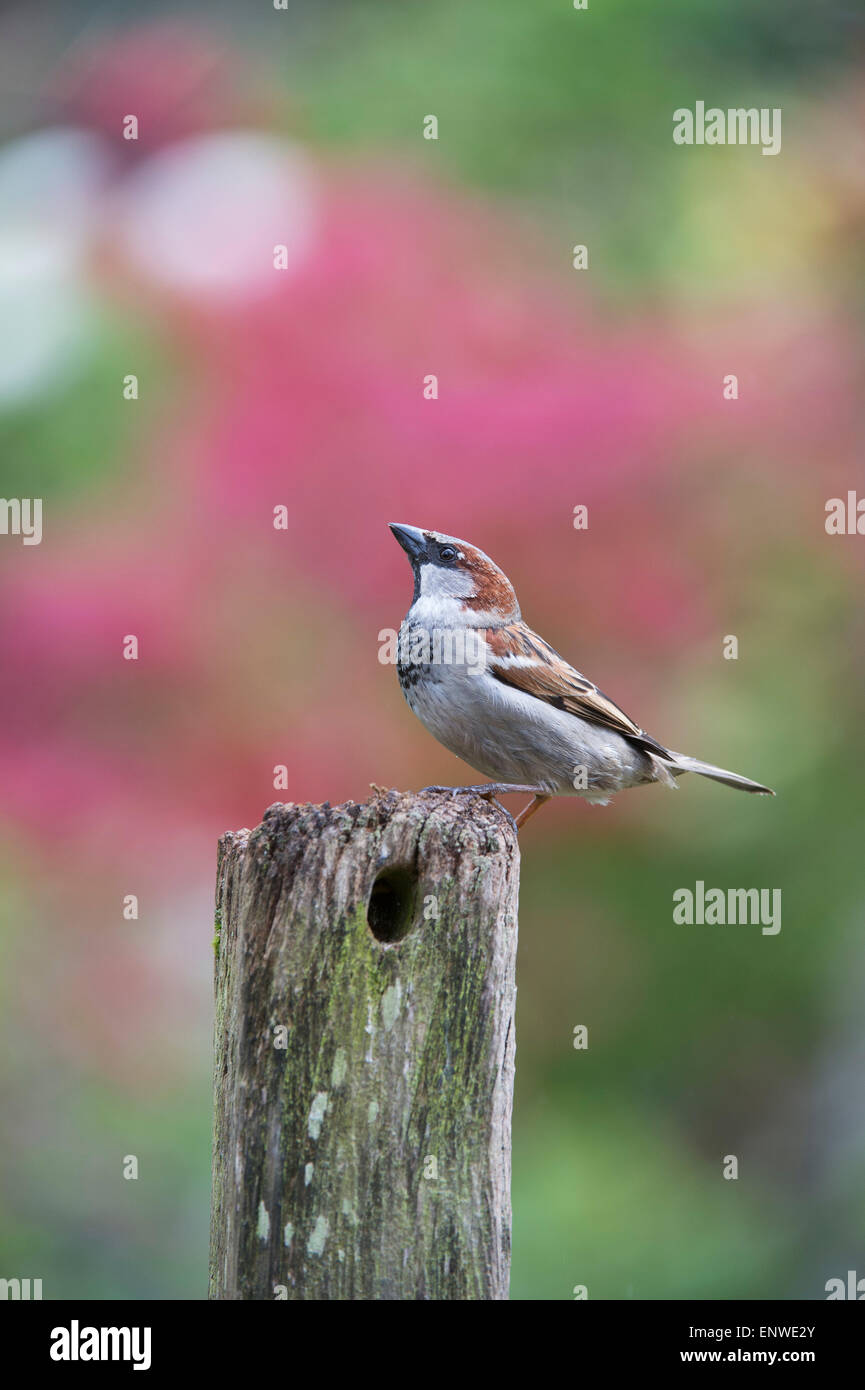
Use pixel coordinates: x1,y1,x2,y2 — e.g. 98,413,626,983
1,0,864,1300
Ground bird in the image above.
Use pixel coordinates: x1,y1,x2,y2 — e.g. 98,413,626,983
389,523,774,829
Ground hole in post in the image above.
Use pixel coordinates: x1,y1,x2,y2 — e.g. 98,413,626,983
366,866,418,944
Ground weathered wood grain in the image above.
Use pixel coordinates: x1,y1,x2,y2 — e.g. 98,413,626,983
209,789,519,1300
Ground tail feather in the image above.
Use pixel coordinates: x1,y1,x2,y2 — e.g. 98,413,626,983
666,752,774,796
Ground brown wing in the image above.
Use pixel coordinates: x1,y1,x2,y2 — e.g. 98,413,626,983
485,623,670,753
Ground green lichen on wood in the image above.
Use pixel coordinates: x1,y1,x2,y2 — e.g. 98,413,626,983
212,907,222,959
209,792,519,1301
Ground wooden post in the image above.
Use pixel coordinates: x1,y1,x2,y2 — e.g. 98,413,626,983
209,789,519,1301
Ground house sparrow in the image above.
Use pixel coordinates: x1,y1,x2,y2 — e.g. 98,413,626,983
389,523,774,829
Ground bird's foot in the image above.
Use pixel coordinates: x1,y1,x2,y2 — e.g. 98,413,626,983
420,783,543,800
420,783,553,832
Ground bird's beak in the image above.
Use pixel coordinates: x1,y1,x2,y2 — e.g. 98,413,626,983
389,523,428,565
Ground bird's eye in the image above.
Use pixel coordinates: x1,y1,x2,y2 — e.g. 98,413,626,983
439,545,457,562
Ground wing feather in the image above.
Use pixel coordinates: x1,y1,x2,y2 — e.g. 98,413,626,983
485,624,670,754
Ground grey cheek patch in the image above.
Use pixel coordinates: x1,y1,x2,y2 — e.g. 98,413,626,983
418,564,475,601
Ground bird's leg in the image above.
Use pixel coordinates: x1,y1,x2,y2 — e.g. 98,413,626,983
514,793,551,829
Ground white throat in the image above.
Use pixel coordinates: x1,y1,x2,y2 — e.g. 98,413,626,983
408,563,475,627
